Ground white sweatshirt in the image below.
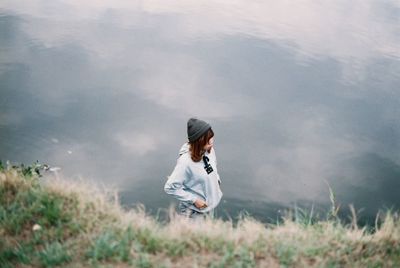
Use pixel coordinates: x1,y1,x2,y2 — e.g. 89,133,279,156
164,143,223,213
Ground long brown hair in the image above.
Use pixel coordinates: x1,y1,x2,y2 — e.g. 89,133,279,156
189,128,214,162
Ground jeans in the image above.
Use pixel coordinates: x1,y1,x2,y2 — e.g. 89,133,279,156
178,202,214,220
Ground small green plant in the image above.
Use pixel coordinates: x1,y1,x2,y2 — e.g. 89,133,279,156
0,242,33,267
211,244,235,268
86,229,120,262
10,160,49,178
86,227,137,263
134,228,164,254
293,203,316,227
38,242,71,267
235,246,256,268
325,180,340,221
165,239,188,257
135,253,153,268
275,243,296,267
210,244,256,268
37,192,66,226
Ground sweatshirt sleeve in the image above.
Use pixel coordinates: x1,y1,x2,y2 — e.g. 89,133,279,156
164,158,197,204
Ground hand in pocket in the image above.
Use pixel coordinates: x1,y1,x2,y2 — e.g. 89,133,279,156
194,199,208,209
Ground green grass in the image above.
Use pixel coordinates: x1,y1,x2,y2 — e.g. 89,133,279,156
38,242,72,267
1,162,399,267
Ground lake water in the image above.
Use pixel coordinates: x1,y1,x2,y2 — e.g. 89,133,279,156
1,1,399,224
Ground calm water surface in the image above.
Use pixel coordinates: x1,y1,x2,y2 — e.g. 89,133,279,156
1,1,400,224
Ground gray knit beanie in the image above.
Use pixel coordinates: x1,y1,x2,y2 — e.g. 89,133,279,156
187,118,211,142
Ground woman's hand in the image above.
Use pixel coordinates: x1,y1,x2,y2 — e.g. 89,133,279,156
194,199,208,209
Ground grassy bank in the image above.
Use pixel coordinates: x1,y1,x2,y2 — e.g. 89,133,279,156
1,163,399,267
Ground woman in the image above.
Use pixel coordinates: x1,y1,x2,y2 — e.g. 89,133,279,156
164,118,223,220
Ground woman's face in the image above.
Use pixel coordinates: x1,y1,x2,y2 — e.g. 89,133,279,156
203,137,214,151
